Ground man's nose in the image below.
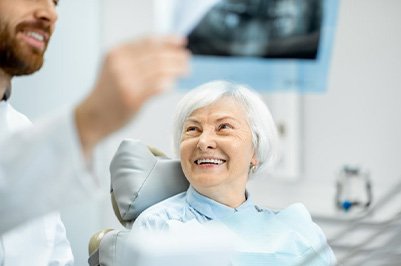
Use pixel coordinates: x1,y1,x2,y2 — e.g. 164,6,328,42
33,0,58,26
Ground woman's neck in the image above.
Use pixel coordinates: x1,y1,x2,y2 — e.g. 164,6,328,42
194,185,247,209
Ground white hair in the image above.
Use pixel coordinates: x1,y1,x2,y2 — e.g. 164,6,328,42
173,80,279,173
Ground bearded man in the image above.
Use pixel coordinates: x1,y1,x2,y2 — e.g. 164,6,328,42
0,0,189,264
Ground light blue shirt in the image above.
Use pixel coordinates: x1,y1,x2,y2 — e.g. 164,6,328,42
134,186,336,265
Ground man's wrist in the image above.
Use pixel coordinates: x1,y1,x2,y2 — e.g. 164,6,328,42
74,101,101,159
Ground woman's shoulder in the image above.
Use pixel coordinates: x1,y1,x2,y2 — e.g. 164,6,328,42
256,203,322,243
133,191,189,230
270,203,336,264
272,202,319,234
276,203,312,221
255,202,311,221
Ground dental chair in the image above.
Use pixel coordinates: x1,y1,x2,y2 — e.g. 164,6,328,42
88,139,189,266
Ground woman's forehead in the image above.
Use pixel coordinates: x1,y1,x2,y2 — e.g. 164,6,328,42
186,97,248,123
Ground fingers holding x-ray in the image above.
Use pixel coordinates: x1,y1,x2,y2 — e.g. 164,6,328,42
74,35,191,155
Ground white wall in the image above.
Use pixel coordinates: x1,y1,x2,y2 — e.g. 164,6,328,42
303,0,401,183
8,0,401,264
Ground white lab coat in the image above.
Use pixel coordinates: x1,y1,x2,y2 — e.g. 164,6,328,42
0,101,75,265
0,101,100,234
1,213,73,265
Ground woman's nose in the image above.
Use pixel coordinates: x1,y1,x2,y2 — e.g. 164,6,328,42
196,130,217,151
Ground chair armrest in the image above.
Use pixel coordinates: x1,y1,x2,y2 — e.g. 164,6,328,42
88,228,114,266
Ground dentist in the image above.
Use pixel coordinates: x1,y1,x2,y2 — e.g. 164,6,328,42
0,0,189,264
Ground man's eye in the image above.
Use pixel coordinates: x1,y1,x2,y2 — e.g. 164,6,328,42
53,0,59,6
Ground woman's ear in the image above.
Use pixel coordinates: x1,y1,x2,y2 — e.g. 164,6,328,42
251,153,258,167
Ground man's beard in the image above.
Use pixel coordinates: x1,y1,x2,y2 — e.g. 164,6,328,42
0,19,47,76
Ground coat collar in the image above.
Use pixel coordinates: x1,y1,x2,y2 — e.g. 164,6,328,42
185,185,256,221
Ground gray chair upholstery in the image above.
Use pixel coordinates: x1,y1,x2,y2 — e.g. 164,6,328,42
88,139,189,265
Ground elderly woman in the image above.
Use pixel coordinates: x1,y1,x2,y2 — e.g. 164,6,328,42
133,80,336,265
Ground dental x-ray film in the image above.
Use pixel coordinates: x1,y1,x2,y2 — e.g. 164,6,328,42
154,0,339,92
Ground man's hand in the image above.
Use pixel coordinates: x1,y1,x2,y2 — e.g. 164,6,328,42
75,36,190,157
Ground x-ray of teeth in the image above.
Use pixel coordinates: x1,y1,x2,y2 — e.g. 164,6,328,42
187,0,322,59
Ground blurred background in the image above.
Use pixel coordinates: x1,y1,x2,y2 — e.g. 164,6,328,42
10,0,401,264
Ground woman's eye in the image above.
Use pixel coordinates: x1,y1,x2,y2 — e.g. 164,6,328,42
186,126,198,132
218,123,233,130
53,0,59,6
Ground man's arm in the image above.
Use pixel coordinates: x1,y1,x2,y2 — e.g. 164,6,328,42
75,36,189,158
0,36,189,234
